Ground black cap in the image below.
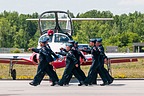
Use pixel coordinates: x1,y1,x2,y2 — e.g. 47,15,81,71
89,39,96,43
39,36,49,43
68,40,75,44
66,43,73,48
75,41,78,45
96,38,102,42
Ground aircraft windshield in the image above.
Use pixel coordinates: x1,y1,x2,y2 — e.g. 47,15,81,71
40,13,56,32
39,11,72,36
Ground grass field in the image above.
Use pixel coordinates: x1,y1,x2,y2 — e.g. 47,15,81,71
0,59,144,79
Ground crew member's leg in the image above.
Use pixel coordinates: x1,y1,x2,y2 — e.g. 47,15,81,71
76,66,86,81
45,64,59,86
101,64,114,84
59,64,74,86
84,60,100,85
64,73,73,85
29,63,45,86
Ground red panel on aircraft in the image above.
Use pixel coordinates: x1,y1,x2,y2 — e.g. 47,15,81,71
110,58,138,63
0,59,37,65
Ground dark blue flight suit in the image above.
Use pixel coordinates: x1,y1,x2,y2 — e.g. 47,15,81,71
75,49,86,81
31,45,59,86
92,44,114,84
35,44,57,84
58,50,84,86
64,47,86,85
82,46,101,85
74,46,86,81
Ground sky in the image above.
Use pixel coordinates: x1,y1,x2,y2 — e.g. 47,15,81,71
0,0,144,16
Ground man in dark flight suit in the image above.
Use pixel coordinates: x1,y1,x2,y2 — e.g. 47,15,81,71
28,36,59,86
92,38,114,85
74,41,87,82
58,43,84,86
81,39,101,85
81,39,108,86
35,43,56,85
64,40,86,86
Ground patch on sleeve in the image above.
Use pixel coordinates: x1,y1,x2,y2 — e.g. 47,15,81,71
93,47,97,51
72,47,75,50
69,51,72,54
98,48,101,51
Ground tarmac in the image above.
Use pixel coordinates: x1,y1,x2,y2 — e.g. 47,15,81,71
0,79,144,96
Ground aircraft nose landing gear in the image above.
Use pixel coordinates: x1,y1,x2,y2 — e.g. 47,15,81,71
10,69,16,80
9,57,18,80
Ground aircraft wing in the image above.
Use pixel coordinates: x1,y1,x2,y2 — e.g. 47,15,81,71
85,53,144,59
81,53,144,74
71,18,114,21
53,53,144,69
0,53,37,65
0,53,38,80
26,18,113,21
81,53,144,66
106,53,144,59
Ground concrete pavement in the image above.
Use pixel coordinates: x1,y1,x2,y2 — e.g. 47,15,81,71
0,80,144,96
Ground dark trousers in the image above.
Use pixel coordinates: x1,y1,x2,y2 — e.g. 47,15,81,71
101,64,113,82
84,59,100,84
65,65,86,84
33,61,59,84
92,59,113,84
92,65,108,84
59,64,83,85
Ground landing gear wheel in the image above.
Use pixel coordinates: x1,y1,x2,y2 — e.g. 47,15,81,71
11,69,16,80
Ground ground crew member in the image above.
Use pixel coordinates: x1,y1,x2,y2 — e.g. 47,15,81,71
35,42,56,84
64,40,86,86
58,43,84,86
81,39,102,85
28,36,59,86
74,41,87,85
93,38,114,85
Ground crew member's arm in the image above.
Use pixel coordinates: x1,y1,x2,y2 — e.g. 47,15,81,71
98,46,108,63
29,47,47,55
67,51,78,67
78,51,87,61
49,49,59,59
81,48,91,54
98,46,108,59
93,46,101,55
31,48,40,53
56,51,67,56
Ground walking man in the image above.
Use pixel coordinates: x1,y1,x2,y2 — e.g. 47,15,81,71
28,36,59,86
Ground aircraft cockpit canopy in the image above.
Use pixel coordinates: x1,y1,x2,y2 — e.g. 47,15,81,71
38,11,73,38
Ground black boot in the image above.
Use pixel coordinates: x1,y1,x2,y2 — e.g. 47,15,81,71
108,78,114,85
51,82,58,86
100,82,109,86
58,83,63,86
78,81,84,86
78,81,89,86
88,83,93,85
58,82,63,86
29,82,39,86
64,83,69,85
92,82,97,85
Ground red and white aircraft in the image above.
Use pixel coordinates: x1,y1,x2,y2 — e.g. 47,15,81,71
0,11,144,80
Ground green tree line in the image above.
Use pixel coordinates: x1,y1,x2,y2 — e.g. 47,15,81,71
0,10,144,51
